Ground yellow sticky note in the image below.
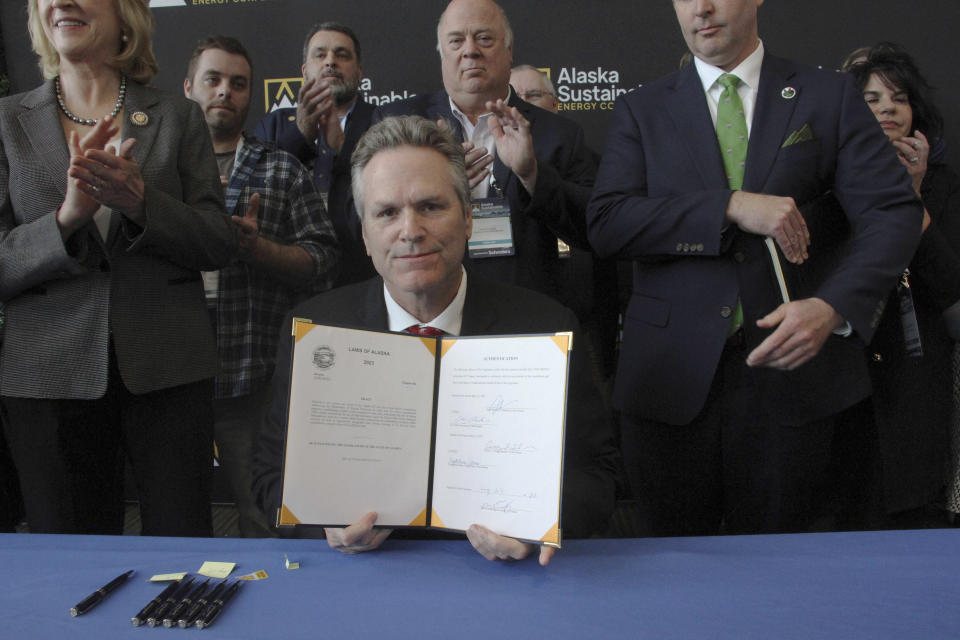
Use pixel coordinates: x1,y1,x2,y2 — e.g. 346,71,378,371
149,572,187,582
198,561,236,578
284,554,300,570
239,570,269,581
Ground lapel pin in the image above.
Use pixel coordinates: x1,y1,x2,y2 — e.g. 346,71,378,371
130,111,149,126
781,87,797,100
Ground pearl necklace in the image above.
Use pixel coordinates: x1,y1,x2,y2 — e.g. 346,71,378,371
55,75,127,126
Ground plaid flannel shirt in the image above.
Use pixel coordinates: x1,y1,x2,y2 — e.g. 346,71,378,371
214,134,338,399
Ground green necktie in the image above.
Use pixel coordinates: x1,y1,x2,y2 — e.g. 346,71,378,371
717,73,748,190
716,73,747,333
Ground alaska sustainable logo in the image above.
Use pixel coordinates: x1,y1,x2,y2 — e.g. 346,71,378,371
543,65,637,114
263,76,415,114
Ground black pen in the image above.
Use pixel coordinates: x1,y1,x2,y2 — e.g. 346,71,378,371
131,578,182,627
70,570,134,616
196,580,242,629
162,578,210,628
178,580,227,629
146,575,195,627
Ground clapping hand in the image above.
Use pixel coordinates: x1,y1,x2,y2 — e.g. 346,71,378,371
68,114,145,217
486,99,538,194
58,115,119,237
231,193,261,261
462,141,494,190
297,77,345,153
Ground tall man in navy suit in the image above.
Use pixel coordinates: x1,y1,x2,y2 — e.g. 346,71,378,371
374,0,596,302
255,22,375,286
587,0,922,535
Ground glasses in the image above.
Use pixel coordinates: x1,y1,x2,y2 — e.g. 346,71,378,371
520,90,556,101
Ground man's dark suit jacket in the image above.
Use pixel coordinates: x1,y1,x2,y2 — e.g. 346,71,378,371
374,89,597,300
255,100,376,286
587,53,922,427
252,272,618,538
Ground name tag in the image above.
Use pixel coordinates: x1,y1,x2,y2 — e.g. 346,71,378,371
898,270,923,358
468,197,515,258
201,270,219,302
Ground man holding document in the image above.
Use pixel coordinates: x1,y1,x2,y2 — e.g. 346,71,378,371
253,115,617,564
587,0,922,535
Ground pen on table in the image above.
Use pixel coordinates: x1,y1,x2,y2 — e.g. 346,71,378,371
146,575,195,627
70,569,135,616
196,580,243,629
178,579,227,629
131,578,182,627
162,577,210,628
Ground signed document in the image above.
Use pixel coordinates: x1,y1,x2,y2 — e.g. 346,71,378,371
278,320,571,546
279,322,436,530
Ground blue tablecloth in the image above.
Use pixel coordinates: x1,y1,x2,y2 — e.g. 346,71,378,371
2,529,958,638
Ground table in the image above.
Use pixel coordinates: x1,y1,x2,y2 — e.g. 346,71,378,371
2,529,958,638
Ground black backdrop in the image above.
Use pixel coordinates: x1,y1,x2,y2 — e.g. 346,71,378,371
2,0,958,166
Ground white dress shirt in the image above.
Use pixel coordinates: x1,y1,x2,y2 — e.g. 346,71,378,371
694,40,764,134
384,267,468,336
449,88,512,199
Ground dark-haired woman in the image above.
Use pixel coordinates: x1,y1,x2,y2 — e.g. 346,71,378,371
844,43,960,520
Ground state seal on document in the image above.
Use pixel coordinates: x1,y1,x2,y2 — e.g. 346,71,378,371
312,345,336,370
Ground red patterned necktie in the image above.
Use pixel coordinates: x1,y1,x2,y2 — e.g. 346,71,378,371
404,324,446,337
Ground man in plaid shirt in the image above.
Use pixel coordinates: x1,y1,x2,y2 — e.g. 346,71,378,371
186,36,338,537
